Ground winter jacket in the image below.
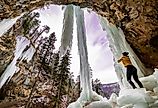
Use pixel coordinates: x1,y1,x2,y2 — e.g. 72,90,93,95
118,56,132,67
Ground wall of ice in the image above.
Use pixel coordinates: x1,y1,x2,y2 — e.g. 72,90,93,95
99,17,147,89
80,15,158,108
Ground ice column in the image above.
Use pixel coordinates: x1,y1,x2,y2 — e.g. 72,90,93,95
60,5,74,56
99,17,146,88
75,6,92,101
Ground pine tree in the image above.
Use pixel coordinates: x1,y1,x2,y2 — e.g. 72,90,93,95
92,79,103,95
25,32,57,108
52,51,60,80
53,50,71,108
22,12,40,36
38,32,56,65
21,12,50,49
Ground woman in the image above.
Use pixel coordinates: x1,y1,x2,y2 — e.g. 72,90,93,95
118,52,144,89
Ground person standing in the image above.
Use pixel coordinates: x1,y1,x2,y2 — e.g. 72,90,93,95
118,52,144,89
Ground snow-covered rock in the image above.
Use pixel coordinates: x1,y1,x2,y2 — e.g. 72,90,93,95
140,68,158,91
153,69,158,81
84,101,112,108
140,75,157,91
153,87,158,95
117,88,149,108
108,93,119,108
149,100,158,108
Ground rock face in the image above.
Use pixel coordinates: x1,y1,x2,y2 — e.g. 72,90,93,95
92,0,158,69
0,0,158,75
0,26,16,76
0,17,23,77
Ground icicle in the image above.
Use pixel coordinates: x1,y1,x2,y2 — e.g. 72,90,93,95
59,5,74,56
118,28,147,76
20,45,35,62
75,6,92,102
68,7,106,108
99,17,146,89
0,36,35,88
0,13,24,37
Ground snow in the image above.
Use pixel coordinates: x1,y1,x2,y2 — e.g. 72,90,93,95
140,75,157,91
118,88,146,103
108,93,120,108
84,101,112,108
140,69,158,91
116,69,158,108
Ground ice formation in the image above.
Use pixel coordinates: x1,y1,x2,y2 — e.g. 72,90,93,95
0,14,24,37
79,15,158,108
0,4,158,108
67,6,109,108
67,6,93,107
99,17,147,89
0,36,35,88
98,14,158,108
75,6,92,100
68,6,158,108
60,5,74,56
68,9,158,108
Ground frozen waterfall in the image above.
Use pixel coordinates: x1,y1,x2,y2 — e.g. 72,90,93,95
60,5,74,56
99,17,147,89
75,6,92,100
68,6,105,108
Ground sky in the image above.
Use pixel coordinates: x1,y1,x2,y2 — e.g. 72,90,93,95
36,5,118,84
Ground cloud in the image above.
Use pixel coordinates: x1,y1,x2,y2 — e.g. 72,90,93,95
92,66,118,84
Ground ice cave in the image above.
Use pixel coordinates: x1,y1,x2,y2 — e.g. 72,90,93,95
0,1,158,108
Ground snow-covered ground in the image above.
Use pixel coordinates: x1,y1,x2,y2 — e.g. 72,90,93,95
69,69,158,108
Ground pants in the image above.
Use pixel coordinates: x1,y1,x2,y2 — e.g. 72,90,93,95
126,65,144,89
